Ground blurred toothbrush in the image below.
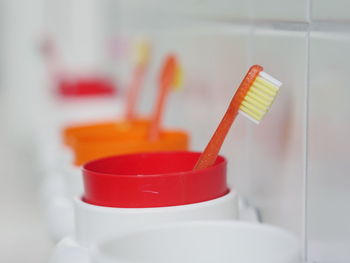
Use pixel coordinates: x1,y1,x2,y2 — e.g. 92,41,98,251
40,35,65,84
194,65,282,170
125,40,151,120
148,54,183,140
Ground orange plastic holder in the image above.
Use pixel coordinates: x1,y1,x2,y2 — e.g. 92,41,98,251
72,129,189,166
62,119,150,147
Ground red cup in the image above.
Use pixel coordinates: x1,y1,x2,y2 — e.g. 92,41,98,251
83,151,228,208
57,77,116,97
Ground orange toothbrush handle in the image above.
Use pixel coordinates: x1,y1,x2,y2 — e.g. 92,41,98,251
148,81,169,140
125,66,145,120
194,65,263,170
148,55,177,141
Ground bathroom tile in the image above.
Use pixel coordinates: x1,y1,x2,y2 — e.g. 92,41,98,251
150,26,251,149
120,0,307,22
248,29,308,238
252,0,308,22
119,0,252,22
312,0,350,22
308,32,350,262
182,0,252,21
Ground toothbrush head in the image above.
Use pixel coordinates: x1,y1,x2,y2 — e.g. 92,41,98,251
160,54,179,88
40,35,55,57
172,62,183,90
133,39,151,67
238,65,282,124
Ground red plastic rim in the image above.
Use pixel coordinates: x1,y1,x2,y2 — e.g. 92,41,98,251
82,151,228,208
57,77,116,97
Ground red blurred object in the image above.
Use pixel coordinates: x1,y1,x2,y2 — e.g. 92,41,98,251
57,77,117,97
83,151,228,208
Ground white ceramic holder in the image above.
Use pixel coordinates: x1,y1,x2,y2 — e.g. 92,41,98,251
41,160,83,241
50,191,238,263
35,95,121,173
93,221,301,263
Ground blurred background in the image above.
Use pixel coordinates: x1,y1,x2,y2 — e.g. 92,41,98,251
1,0,350,262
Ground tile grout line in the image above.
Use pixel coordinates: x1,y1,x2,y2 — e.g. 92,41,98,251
245,19,256,205
303,0,312,262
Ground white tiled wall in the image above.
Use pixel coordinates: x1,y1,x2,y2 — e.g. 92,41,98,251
252,0,308,22
107,0,349,262
308,32,350,262
249,28,307,237
312,0,350,22
45,0,110,74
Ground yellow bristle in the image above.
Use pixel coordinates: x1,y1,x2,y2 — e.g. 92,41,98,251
172,64,183,90
239,72,281,123
249,86,273,102
255,76,279,92
244,95,268,111
245,92,270,107
133,40,150,67
252,81,276,97
241,100,266,116
240,105,264,121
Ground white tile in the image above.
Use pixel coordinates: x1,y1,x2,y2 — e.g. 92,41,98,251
312,0,350,22
146,25,251,155
120,0,307,22
120,0,253,22
308,32,350,262
252,0,308,22
47,0,108,73
248,29,308,238
185,0,252,21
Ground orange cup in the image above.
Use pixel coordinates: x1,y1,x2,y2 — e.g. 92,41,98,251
63,119,150,147
62,119,189,166
72,129,189,166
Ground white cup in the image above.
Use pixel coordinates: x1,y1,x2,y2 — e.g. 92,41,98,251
75,190,238,247
41,161,83,241
94,221,301,263
38,95,122,241
50,191,238,263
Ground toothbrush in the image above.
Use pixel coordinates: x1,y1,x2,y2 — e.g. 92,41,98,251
194,65,282,170
148,54,182,140
40,35,65,84
125,40,151,120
